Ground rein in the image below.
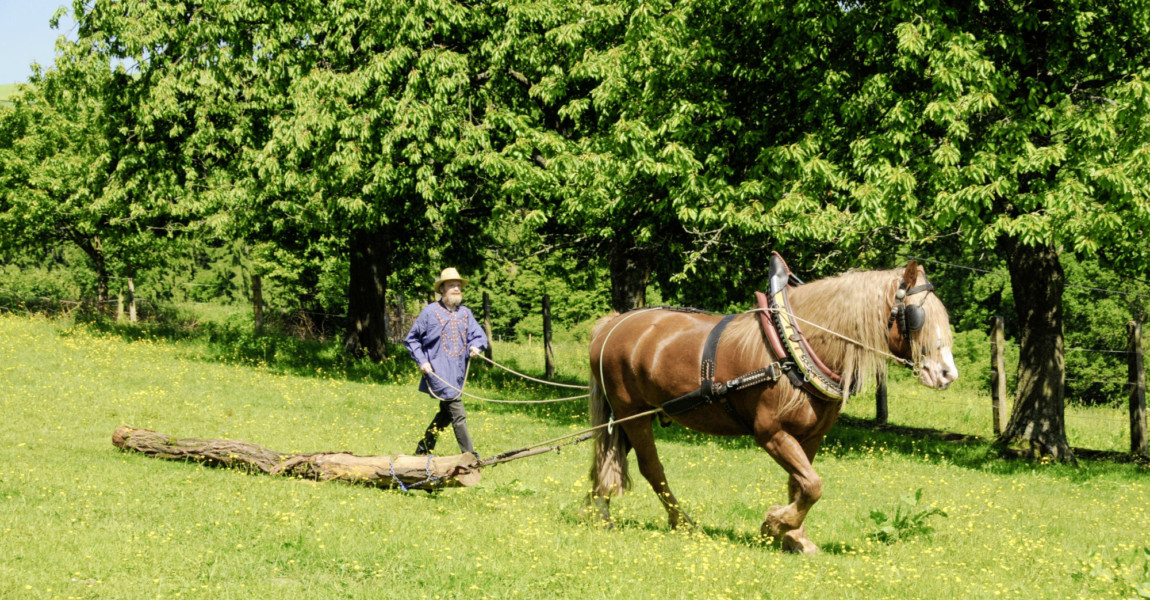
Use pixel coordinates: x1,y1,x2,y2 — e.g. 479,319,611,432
414,277,926,468
427,361,592,404
747,307,916,370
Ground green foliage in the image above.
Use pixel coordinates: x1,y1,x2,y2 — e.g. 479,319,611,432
475,250,611,342
0,246,85,302
5,0,1150,398
0,83,18,108
866,488,948,544
1073,548,1150,600
1061,254,1150,405
0,33,186,300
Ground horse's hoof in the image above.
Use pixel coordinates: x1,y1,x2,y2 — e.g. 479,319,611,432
580,498,614,529
782,531,819,555
670,512,696,531
761,506,790,539
580,508,615,529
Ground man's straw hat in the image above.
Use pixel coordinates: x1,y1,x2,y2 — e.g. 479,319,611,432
432,267,467,292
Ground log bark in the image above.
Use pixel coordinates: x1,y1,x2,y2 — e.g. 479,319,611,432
112,426,481,490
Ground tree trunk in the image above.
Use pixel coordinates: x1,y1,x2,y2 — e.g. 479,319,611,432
112,426,481,490
74,234,108,305
252,273,264,333
344,228,390,361
608,240,652,312
998,238,1074,462
125,277,137,322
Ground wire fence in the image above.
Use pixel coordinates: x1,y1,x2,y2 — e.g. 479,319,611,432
885,254,1147,455
3,253,1145,456
906,255,1150,299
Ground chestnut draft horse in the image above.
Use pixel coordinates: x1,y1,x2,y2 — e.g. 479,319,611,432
585,260,958,554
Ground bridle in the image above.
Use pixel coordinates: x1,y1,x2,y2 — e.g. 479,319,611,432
887,279,936,369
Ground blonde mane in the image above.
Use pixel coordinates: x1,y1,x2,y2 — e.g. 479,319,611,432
723,266,953,415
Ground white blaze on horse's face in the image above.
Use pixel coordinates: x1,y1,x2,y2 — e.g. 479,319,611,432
918,325,959,390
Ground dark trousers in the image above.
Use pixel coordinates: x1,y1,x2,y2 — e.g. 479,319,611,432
416,398,473,455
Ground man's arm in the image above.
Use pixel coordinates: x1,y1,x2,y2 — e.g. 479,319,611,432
404,309,432,371
464,307,489,357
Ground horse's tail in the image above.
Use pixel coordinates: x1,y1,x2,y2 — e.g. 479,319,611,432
588,313,630,498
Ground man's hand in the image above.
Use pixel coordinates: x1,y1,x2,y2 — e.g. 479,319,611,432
469,346,482,358
420,363,433,374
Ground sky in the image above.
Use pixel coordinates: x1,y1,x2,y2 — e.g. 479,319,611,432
1,0,76,85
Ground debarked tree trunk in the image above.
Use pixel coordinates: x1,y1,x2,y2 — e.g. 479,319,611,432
112,426,481,490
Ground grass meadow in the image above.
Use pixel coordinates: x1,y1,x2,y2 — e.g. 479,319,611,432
1,83,20,107
2,311,1149,600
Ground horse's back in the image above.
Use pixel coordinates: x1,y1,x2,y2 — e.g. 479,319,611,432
589,309,723,407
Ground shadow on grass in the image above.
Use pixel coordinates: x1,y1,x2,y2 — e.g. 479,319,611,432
72,315,1148,481
823,415,1149,480
562,511,861,555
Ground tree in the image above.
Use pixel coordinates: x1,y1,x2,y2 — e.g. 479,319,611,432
742,1,1150,460
0,39,168,305
481,0,753,312
72,0,502,359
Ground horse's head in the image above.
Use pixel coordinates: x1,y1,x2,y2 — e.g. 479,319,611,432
887,261,959,390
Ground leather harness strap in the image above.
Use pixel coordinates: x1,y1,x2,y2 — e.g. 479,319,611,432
654,250,862,432
662,314,765,435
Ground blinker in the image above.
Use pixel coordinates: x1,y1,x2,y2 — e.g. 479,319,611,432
904,305,926,332
888,281,935,336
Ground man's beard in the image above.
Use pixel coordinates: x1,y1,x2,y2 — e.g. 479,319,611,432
442,290,463,308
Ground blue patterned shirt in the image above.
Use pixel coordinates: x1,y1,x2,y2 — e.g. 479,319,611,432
404,301,488,400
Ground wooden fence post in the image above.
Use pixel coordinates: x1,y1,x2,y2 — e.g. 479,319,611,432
990,316,1008,435
127,277,137,323
116,287,124,322
1128,321,1147,457
483,291,493,360
252,273,264,333
875,377,888,424
542,294,555,379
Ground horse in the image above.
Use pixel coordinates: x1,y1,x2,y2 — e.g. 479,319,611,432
585,259,958,554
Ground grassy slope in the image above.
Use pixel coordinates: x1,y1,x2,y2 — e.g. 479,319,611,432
0,83,20,107
1,313,1147,600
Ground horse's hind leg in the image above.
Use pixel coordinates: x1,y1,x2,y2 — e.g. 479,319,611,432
758,431,821,554
622,418,695,530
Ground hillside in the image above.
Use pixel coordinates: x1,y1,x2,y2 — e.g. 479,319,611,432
0,83,20,107
1,312,1147,599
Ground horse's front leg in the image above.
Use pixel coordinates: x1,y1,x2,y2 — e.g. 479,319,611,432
758,431,821,554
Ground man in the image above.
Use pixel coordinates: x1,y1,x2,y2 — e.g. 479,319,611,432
404,267,489,456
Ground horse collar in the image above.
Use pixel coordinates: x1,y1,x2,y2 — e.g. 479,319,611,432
756,252,845,403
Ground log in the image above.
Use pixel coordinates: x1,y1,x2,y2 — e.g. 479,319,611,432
112,426,482,490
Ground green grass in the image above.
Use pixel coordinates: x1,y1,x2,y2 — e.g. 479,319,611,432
2,312,1148,600
1,83,21,108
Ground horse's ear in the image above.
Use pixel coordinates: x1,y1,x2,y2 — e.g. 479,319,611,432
901,260,920,289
